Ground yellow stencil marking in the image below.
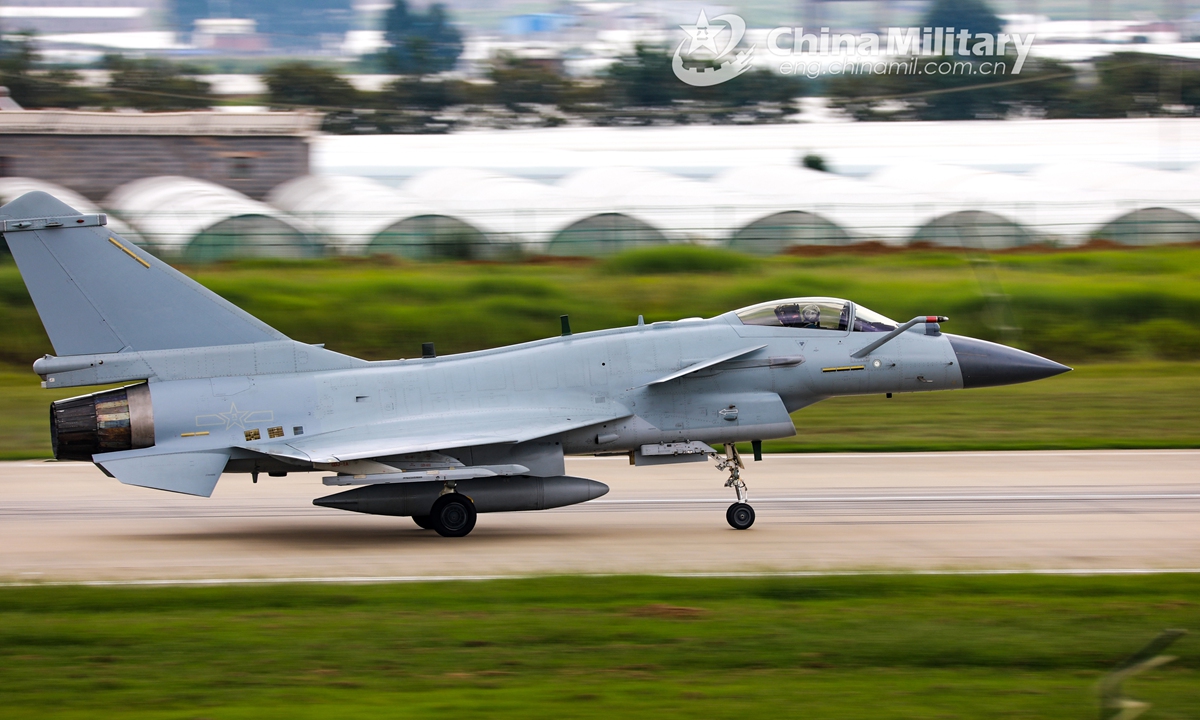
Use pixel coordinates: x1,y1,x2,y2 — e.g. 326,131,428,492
821,365,866,373
109,237,150,269
180,431,211,438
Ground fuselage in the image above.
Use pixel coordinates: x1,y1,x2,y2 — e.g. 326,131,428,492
142,301,966,472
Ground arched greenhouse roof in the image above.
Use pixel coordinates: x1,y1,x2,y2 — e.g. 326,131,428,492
1034,162,1200,237
1092,207,1200,246
267,174,438,253
713,165,926,242
909,210,1035,250
0,177,141,245
728,211,853,255
1034,162,1199,204
872,163,1107,242
543,212,668,257
403,167,579,245
106,176,321,260
557,167,736,242
370,214,496,260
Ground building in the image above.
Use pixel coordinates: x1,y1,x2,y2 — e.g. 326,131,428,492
0,0,163,36
0,110,320,201
192,18,268,53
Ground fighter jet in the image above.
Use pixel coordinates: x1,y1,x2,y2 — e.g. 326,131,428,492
1,191,1070,536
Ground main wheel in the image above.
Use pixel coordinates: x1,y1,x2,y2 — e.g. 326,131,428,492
726,502,755,530
430,493,477,538
412,515,434,530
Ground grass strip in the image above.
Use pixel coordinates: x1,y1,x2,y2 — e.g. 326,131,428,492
3,245,1200,365
759,361,1200,453
0,574,1196,719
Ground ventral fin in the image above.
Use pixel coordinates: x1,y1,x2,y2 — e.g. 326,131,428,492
96,449,230,497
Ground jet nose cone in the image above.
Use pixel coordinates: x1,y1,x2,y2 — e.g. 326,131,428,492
947,334,1071,389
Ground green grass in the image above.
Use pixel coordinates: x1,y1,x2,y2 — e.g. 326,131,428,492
0,574,1196,719
3,245,1200,365
0,372,122,459
3,362,1199,459
760,361,1200,453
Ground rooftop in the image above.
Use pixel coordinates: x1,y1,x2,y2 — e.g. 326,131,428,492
0,110,321,136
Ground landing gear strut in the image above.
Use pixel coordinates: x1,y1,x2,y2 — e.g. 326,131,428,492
715,443,754,530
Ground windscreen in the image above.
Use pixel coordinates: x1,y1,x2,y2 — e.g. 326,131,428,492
735,298,850,331
852,305,899,332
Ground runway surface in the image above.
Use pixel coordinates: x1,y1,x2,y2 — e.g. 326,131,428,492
1,450,1198,583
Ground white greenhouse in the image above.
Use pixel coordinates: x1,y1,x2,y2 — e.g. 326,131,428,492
268,174,490,259
105,177,321,260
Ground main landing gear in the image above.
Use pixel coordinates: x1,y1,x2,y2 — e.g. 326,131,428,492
715,443,755,530
414,483,478,537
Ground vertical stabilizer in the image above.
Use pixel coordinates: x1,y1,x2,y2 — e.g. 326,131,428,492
1,191,289,356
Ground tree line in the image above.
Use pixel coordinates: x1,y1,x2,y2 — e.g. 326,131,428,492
4,0,1200,130
825,52,1200,121
0,35,806,131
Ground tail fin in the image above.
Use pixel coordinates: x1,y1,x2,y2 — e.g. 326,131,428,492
1,191,288,356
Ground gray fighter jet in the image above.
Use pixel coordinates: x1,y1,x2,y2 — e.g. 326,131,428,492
1,191,1070,536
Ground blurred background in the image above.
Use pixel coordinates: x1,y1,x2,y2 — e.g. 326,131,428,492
1,0,1199,458
3,0,1200,260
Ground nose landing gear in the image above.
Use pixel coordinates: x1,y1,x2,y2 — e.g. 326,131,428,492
726,502,755,530
715,443,755,530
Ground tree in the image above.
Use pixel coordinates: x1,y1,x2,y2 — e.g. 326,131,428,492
383,1,463,76
1068,53,1200,118
602,44,679,107
825,0,1008,120
264,62,359,108
0,35,98,108
488,55,571,108
104,55,212,110
379,77,461,110
827,57,1076,121
0,35,39,107
683,68,805,110
921,0,1003,38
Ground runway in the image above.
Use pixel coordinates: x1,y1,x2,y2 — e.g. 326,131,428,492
1,450,1198,583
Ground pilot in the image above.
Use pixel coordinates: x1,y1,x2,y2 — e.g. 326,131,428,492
774,303,800,326
773,303,823,329
800,304,821,328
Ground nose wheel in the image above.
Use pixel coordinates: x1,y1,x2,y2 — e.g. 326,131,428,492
715,443,755,530
726,502,755,530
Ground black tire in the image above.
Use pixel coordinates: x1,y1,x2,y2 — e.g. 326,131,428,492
430,493,477,538
412,515,434,530
726,502,755,530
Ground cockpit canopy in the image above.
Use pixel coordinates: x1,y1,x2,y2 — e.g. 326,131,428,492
734,297,898,332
